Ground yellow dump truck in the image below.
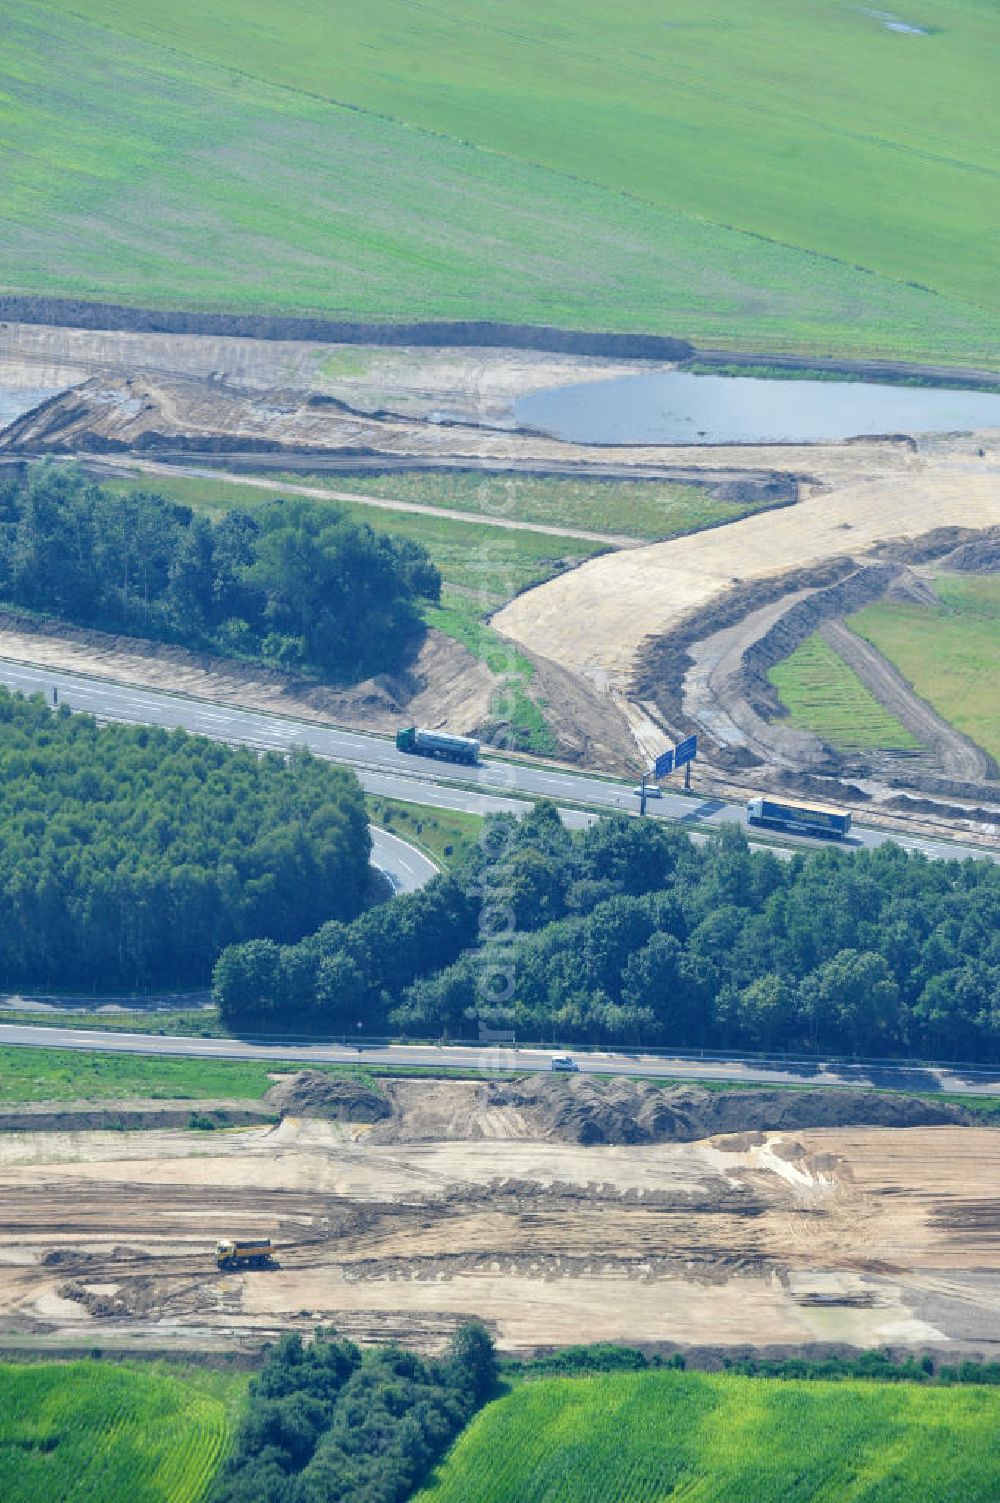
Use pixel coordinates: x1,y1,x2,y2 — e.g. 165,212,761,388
215,1237,273,1271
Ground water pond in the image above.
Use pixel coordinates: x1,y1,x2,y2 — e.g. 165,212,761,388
515,370,1000,447
0,387,60,432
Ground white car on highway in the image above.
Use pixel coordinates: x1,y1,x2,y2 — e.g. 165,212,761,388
550,1054,579,1072
632,785,662,799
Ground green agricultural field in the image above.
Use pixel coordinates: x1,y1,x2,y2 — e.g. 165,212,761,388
768,632,921,751
0,1360,247,1503
2,0,998,361
849,573,1000,762
414,1369,1000,1502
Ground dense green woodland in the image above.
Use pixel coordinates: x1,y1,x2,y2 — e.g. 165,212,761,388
211,1324,496,1503
216,804,1000,1062
0,691,371,987
0,464,439,679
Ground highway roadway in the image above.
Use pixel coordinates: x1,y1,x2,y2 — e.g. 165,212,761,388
0,656,994,866
1,1022,998,1098
368,827,439,892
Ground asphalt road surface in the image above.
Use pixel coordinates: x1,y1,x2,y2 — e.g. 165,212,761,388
0,656,994,865
1,1022,998,1099
368,827,439,892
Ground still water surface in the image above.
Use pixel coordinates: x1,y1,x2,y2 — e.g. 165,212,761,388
515,371,1000,446
0,387,59,431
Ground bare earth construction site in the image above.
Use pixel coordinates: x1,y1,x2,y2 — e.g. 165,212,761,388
2,317,1000,1368
2,1074,999,1361
2,315,1000,845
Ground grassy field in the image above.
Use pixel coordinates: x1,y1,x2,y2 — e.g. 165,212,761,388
768,632,922,751
414,1369,1000,1502
2,0,998,361
0,1044,285,1103
98,471,600,601
848,574,1000,762
368,795,483,868
0,1007,221,1038
283,471,781,543
0,1360,247,1503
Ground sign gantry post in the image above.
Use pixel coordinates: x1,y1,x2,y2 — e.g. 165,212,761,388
673,735,698,790
647,736,697,798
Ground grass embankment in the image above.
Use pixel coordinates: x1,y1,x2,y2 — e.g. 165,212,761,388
0,1046,283,1103
414,1369,1000,1502
0,1360,247,1503
368,796,483,868
683,361,1000,391
768,632,921,751
3,0,999,362
849,574,1000,763
0,1008,220,1038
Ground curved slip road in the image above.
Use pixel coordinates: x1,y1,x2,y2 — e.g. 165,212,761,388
368,826,439,892
1,1022,998,1099
0,656,994,867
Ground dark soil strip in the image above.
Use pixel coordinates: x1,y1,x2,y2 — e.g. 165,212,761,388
0,297,692,362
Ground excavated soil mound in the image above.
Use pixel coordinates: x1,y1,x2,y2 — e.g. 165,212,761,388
490,1076,973,1146
264,1071,391,1122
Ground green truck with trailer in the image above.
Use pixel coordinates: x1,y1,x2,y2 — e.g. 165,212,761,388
395,726,480,765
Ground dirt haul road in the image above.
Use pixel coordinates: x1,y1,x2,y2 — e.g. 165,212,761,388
494,429,1000,696
1,1079,999,1358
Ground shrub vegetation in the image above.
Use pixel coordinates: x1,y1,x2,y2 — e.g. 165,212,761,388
210,1323,497,1503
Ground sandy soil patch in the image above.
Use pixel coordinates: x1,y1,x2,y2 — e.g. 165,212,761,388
1,1108,997,1356
0,323,666,423
495,429,1000,692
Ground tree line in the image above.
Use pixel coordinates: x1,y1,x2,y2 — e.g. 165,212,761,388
215,803,1000,1063
0,690,372,989
210,1324,497,1503
0,462,440,680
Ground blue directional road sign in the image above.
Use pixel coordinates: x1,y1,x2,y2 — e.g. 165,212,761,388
653,748,674,779
674,734,698,768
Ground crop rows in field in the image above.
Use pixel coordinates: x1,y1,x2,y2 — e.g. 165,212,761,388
768,632,921,751
2,0,999,361
0,1361,247,1503
414,1369,1000,1502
